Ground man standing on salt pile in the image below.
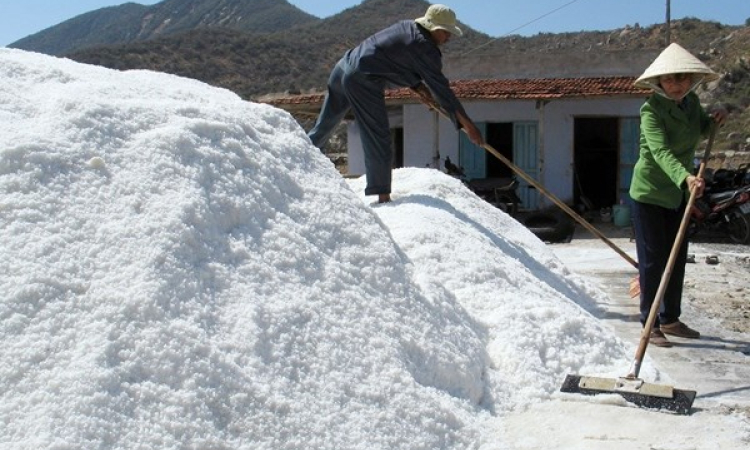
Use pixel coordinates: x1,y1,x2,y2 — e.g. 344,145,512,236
308,4,484,203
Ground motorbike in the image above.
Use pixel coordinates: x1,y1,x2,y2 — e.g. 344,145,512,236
688,182,750,244
702,163,749,192
444,156,522,215
444,157,576,242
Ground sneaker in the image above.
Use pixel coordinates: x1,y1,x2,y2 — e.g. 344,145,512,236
661,321,700,339
649,329,673,348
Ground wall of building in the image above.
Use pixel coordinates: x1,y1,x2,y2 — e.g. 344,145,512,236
347,96,647,207
541,97,645,206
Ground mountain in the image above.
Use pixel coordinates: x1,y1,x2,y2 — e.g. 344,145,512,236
63,0,494,99
9,0,320,56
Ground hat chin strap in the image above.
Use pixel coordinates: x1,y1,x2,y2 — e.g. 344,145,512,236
644,75,705,101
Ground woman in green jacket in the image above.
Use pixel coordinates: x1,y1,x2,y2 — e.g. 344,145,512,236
630,43,726,347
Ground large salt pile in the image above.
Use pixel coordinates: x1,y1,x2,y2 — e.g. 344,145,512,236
0,48,492,449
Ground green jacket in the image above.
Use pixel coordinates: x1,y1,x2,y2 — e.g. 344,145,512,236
629,92,712,209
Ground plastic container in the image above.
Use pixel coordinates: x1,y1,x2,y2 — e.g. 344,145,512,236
613,204,631,227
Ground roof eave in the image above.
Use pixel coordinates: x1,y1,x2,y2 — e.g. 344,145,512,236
265,76,651,114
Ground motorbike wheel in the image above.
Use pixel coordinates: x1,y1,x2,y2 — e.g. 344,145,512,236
521,210,575,243
494,199,519,216
726,210,750,244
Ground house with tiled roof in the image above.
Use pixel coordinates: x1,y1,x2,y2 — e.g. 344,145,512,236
269,76,651,211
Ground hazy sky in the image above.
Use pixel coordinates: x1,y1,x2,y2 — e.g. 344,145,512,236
1,0,748,47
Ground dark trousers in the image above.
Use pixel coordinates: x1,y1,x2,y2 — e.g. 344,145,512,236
308,56,392,196
631,200,688,327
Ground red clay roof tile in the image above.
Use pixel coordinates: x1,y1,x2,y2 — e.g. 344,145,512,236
268,76,650,110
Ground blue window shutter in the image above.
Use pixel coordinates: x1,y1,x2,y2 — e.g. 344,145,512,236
513,121,540,210
459,122,487,180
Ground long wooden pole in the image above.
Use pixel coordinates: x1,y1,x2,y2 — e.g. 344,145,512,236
665,0,672,46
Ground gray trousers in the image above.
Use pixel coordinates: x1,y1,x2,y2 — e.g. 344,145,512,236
308,57,392,195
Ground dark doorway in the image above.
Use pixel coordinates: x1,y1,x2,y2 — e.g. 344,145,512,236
391,127,404,168
486,122,513,177
574,118,619,210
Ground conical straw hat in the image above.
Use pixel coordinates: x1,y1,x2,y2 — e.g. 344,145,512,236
634,43,719,94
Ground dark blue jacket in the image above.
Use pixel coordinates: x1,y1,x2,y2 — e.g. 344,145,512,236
345,20,467,127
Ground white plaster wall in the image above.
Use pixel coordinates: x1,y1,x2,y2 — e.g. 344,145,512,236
347,123,365,176
463,100,539,123
403,105,444,169
541,98,644,205
347,97,646,208
402,101,541,170
404,107,455,170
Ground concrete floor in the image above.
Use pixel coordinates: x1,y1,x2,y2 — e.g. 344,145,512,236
550,221,750,410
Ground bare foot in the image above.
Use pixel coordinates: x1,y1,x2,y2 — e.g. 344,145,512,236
378,194,391,203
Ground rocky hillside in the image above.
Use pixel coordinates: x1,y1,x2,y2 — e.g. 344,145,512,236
63,0,490,99
460,19,750,152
